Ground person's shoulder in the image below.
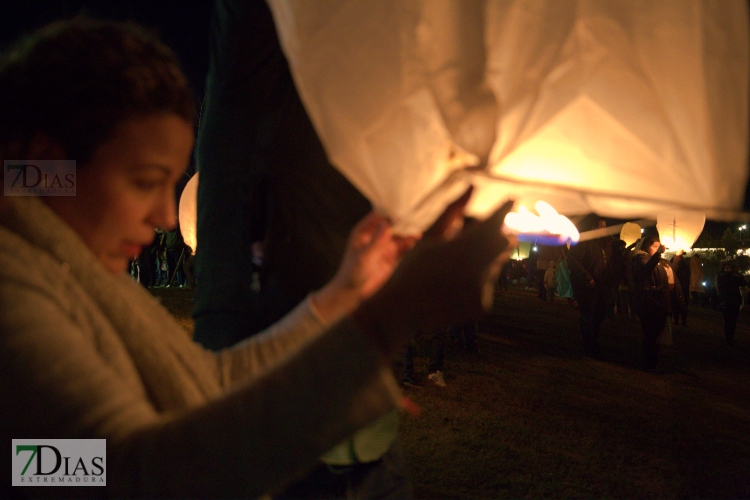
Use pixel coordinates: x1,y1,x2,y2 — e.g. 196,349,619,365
0,225,84,311
0,226,40,277
632,250,649,263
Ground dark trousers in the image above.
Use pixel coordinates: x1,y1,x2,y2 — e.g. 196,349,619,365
137,246,154,288
166,248,183,286
640,309,667,369
673,309,687,326
616,288,632,318
722,305,741,345
536,271,546,299
673,285,689,325
576,287,610,356
397,329,446,379
428,328,447,373
449,321,478,352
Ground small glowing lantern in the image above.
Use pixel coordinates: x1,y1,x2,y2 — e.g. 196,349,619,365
512,241,531,261
178,173,199,255
656,211,706,252
267,0,748,228
620,223,642,247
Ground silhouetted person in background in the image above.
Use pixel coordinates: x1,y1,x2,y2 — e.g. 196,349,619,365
632,235,672,371
716,261,746,346
568,219,613,358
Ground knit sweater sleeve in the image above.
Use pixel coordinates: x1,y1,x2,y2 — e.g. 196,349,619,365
212,296,334,386
112,315,399,499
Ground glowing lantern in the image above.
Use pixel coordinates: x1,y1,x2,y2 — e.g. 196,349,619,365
267,0,748,233
619,223,642,247
511,241,531,261
178,173,199,255
504,201,579,245
656,211,706,252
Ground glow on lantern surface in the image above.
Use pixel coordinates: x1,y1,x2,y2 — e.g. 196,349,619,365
178,172,199,255
655,211,706,252
267,0,748,231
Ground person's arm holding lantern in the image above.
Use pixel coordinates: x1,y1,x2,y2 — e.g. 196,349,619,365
209,192,474,386
0,190,516,499
187,196,517,499
210,210,418,385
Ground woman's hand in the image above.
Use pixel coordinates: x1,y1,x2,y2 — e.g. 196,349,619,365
354,193,517,355
312,213,418,325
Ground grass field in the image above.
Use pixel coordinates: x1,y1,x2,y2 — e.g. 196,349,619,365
152,285,750,499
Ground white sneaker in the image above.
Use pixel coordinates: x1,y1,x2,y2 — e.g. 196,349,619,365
428,370,447,387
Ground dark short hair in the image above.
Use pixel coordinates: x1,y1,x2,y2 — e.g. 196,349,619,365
641,234,660,251
0,18,194,163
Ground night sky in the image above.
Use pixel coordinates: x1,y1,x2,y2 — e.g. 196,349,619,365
0,1,213,100
2,1,748,235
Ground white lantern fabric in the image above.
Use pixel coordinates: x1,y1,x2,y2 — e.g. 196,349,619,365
656,211,706,252
267,0,748,233
178,173,199,255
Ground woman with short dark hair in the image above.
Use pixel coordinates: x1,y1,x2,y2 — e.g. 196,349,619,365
0,19,515,498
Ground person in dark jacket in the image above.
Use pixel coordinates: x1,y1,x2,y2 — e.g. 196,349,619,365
716,261,747,346
567,219,613,358
632,234,682,371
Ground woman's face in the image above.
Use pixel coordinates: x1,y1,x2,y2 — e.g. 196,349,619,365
46,114,194,274
647,240,661,256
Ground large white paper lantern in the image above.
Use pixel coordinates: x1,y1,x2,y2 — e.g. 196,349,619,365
267,0,748,233
656,211,706,252
178,172,199,255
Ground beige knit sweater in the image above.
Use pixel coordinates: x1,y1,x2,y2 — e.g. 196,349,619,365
0,196,398,499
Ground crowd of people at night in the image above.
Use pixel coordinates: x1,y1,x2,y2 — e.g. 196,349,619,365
495,218,747,374
128,227,195,289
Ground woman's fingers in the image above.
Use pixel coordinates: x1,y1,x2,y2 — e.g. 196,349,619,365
423,186,474,241
463,199,516,265
394,235,419,257
350,212,390,249
352,198,520,356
